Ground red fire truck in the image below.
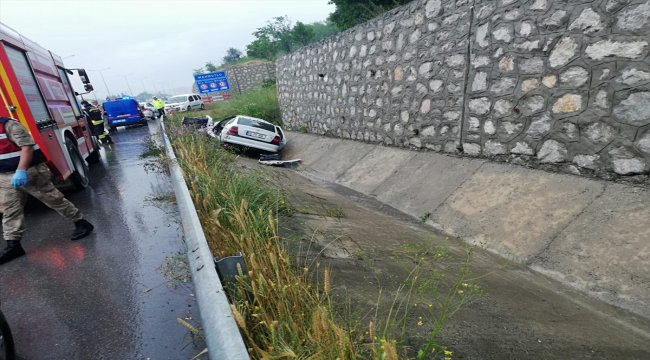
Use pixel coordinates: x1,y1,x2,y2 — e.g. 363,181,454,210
0,22,99,189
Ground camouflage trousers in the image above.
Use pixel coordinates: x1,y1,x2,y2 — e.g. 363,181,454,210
0,163,83,241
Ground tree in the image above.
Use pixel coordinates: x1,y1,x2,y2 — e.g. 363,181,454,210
253,16,293,56
328,0,413,30
291,21,316,46
223,48,242,64
246,36,277,60
205,62,218,72
310,21,340,42
193,67,205,75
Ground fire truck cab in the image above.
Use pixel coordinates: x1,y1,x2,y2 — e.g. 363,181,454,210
0,22,99,189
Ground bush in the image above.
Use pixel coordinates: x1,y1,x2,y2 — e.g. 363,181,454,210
207,85,281,125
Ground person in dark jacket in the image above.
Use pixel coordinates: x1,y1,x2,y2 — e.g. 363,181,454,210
82,100,113,144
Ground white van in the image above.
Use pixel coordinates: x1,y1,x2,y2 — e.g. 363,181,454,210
165,94,204,112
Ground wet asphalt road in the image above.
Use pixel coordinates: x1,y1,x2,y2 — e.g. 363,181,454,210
0,120,205,359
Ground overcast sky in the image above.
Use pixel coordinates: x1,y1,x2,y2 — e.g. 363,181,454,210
0,0,333,98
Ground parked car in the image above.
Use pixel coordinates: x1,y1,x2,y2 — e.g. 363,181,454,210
210,115,287,153
102,97,145,131
139,102,156,119
164,94,204,112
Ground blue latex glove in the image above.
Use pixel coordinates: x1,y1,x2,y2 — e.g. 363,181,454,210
10,169,27,188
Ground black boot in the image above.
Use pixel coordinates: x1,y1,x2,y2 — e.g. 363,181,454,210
0,241,26,265
71,219,94,240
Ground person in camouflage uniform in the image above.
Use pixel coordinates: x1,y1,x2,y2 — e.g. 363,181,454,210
0,116,94,265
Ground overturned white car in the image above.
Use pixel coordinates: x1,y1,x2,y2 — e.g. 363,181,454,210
208,115,287,153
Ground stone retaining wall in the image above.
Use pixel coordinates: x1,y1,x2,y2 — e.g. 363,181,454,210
277,0,650,182
226,62,276,94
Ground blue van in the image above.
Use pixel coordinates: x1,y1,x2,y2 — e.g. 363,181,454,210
102,97,145,130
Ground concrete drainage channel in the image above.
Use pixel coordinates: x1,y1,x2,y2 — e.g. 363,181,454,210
159,118,249,360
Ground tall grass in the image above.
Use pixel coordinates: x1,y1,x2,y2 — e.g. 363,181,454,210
167,88,479,358
204,85,281,125
172,128,355,358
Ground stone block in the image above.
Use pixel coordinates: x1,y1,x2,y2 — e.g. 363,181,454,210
573,154,599,169
616,68,650,86
550,37,578,68
542,75,557,88
490,77,517,96
538,140,568,163
612,158,646,174
468,97,491,115
527,112,553,139
615,1,650,32
585,40,649,60
511,142,534,155
521,78,540,93
493,99,514,118
613,92,650,126
636,131,650,154
484,140,507,155
499,55,515,72
493,25,513,43
520,95,546,116
472,72,488,92
560,66,589,87
585,122,615,144
552,94,583,114
569,8,604,33
520,57,544,74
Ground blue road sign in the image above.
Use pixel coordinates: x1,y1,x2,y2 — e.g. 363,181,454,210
194,71,230,93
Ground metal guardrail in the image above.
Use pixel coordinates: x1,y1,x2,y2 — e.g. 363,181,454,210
158,117,249,360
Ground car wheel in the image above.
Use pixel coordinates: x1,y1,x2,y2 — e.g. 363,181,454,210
200,104,205,110
66,137,90,190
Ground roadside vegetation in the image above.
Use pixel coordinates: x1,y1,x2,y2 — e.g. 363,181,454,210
202,85,281,124
161,88,479,358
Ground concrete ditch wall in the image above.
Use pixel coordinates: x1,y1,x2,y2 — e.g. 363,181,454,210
277,0,650,183
282,131,650,320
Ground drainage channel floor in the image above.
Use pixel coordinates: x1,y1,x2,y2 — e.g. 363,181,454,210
239,156,650,359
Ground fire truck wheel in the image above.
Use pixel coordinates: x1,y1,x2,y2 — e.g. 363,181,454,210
86,137,101,164
66,138,90,190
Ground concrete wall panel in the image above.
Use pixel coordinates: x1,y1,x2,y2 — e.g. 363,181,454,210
530,183,650,318
338,146,417,194
429,164,605,261
371,153,484,220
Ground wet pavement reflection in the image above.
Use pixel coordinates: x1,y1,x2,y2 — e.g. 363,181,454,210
0,120,205,359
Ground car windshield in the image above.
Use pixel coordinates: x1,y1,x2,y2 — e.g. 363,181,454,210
168,96,186,104
238,117,276,132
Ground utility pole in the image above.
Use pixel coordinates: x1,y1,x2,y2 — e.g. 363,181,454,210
123,74,134,96
88,67,111,98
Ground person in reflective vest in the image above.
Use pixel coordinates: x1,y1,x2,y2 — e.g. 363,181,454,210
82,101,113,144
152,97,165,118
0,117,94,265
